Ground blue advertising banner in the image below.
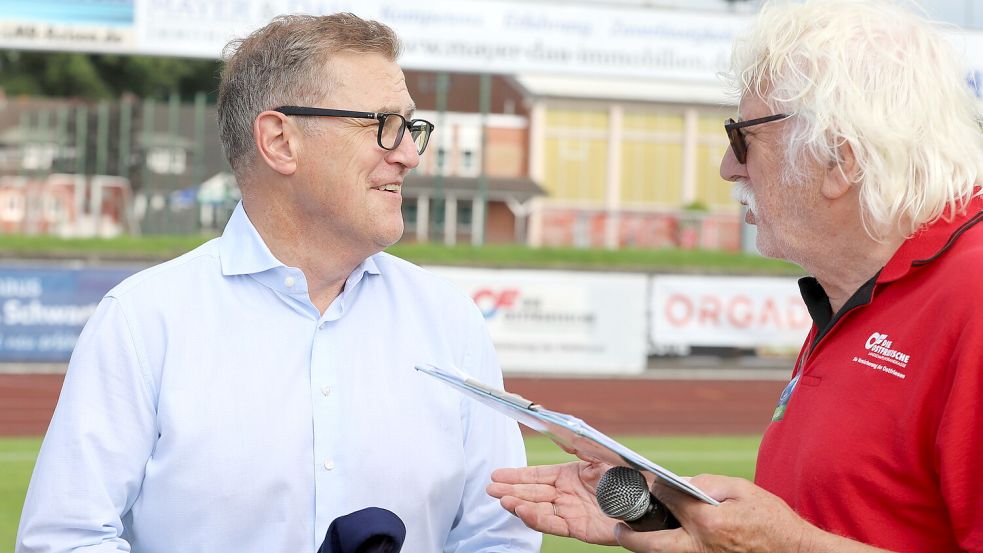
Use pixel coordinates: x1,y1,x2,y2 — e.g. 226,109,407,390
0,266,137,362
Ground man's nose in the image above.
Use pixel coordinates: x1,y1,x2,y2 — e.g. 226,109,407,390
387,130,421,169
719,146,746,182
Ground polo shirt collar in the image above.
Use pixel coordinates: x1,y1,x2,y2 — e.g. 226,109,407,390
797,191,983,341
878,193,983,284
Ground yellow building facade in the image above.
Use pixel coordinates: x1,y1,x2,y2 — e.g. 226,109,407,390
526,89,741,251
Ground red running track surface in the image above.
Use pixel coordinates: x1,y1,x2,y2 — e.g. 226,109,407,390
0,374,785,437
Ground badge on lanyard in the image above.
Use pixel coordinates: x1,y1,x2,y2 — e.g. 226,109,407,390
772,374,800,422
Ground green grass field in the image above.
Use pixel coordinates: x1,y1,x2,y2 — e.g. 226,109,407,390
1,434,759,552
1,438,39,553
0,234,802,275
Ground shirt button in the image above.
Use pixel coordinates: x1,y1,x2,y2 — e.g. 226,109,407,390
318,322,328,330
321,385,332,397
323,459,335,470
284,276,296,288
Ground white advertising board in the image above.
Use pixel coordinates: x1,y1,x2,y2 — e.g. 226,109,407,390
3,2,981,101
432,266,648,375
0,0,743,82
649,275,811,351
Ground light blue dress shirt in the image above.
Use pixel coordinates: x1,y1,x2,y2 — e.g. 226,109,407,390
17,202,541,553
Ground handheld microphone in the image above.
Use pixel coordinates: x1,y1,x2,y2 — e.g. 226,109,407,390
318,507,406,553
595,466,680,531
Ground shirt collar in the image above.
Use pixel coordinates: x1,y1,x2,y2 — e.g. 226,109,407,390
878,192,983,284
796,191,983,336
219,202,283,276
798,272,878,346
218,201,384,281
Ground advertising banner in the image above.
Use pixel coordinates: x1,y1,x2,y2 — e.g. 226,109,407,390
649,275,811,351
433,266,648,374
0,266,134,362
2,1,980,100
0,0,136,54
1,0,743,81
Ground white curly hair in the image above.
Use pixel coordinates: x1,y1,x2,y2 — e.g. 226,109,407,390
724,0,983,239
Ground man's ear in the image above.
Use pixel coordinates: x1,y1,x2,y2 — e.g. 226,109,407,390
822,141,858,200
254,111,299,176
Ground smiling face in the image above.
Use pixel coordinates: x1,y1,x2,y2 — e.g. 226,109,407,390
719,93,827,263
290,52,420,255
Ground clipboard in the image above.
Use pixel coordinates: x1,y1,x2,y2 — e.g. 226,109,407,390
416,364,719,505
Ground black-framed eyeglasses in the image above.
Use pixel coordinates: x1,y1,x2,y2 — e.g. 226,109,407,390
274,106,435,155
724,113,791,164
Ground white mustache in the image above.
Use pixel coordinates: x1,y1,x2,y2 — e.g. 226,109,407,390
731,181,756,214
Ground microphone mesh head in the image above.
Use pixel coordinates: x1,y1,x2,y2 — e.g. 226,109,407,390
595,466,651,521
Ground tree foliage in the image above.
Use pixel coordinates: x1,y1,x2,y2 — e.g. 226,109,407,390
0,51,221,101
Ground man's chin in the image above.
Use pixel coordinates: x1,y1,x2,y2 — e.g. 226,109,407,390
376,223,405,250
754,234,779,259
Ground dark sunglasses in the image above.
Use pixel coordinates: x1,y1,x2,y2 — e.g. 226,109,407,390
724,113,791,164
274,106,435,155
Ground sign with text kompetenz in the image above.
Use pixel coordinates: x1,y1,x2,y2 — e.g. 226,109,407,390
0,266,135,362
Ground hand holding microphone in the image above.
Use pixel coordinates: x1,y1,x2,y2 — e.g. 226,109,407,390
595,466,680,532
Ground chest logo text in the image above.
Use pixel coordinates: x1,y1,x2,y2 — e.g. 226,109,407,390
852,332,910,379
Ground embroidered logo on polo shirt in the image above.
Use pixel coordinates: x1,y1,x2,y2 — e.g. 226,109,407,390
851,332,909,379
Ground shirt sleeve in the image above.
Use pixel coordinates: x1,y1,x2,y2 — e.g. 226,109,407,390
16,296,158,552
443,302,543,553
937,306,983,552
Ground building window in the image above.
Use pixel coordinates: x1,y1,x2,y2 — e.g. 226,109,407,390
458,201,473,231
401,201,418,228
44,196,64,222
457,149,481,178
1,194,25,222
146,147,187,174
22,144,58,170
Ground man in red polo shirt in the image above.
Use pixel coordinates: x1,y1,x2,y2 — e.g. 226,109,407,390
487,1,983,551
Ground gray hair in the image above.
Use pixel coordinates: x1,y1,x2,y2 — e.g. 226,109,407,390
217,13,402,176
724,0,983,239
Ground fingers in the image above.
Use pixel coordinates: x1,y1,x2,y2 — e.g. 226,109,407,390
501,496,569,537
651,473,746,519
685,473,745,500
487,464,567,502
649,478,695,512
487,482,559,502
614,522,689,553
647,476,723,534
490,464,563,485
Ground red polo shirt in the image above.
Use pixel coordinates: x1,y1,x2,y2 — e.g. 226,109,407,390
755,195,983,552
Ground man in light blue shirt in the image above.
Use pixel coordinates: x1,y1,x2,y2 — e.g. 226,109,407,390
17,13,541,553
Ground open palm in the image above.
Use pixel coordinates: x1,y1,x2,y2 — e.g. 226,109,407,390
488,461,620,546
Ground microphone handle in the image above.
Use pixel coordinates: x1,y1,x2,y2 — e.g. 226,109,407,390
625,495,681,532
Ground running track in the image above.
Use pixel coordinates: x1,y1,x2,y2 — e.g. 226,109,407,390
0,374,786,436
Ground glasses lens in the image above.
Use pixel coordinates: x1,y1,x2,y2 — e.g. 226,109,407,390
379,114,407,150
725,119,747,164
409,121,433,154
